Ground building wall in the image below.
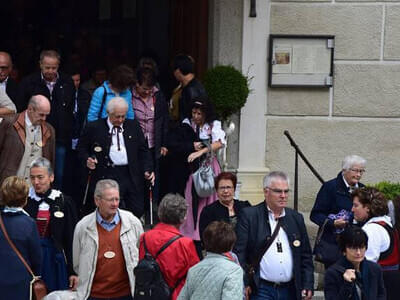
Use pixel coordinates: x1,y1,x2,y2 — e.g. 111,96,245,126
268,1,400,211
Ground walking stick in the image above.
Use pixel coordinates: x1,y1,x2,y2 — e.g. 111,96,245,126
82,170,92,206
149,185,153,226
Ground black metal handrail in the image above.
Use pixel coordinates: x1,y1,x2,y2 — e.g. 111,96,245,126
284,130,325,211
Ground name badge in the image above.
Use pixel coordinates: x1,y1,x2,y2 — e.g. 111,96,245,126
54,211,64,218
104,251,116,259
94,146,103,153
293,240,301,247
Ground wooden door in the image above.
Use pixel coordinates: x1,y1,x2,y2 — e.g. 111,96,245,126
169,0,209,78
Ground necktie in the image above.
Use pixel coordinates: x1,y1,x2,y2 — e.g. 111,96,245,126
112,126,122,151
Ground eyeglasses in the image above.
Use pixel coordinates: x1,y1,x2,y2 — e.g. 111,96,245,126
267,188,290,194
350,168,366,174
218,186,234,191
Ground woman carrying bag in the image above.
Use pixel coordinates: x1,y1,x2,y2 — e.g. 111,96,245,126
176,97,225,255
0,176,43,300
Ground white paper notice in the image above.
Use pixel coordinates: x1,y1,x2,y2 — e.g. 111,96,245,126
292,45,331,74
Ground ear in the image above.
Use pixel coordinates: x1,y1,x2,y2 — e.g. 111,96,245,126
49,174,55,183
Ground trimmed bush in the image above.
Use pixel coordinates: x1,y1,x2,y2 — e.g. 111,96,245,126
203,65,250,121
369,181,400,200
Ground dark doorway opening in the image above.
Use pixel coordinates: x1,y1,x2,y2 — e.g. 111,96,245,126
0,0,208,95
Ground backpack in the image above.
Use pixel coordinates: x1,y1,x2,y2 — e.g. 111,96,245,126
134,234,182,300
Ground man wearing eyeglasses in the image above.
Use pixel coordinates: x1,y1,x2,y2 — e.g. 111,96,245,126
0,95,55,187
234,171,314,300
310,155,366,268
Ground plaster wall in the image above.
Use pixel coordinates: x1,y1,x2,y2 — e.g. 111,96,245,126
268,1,400,210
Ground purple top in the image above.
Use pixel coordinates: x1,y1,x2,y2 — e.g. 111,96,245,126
132,87,158,148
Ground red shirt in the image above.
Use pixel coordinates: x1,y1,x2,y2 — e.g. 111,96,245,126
139,223,200,300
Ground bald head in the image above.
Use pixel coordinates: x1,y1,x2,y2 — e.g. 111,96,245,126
0,52,12,83
27,95,51,126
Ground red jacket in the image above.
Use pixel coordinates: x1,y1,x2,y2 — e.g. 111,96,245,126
139,223,200,300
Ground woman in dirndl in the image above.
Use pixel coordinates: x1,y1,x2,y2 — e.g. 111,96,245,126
24,157,78,292
178,97,225,255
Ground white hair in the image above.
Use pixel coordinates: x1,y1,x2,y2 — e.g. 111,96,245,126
342,155,366,170
106,97,128,115
94,179,119,199
263,171,290,189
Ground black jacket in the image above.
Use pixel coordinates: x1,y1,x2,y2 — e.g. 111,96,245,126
199,199,251,240
72,88,91,140
179,78,207,121
5,77,18,104
153,91,169,159
324,256,386,300
77,118,153,208
16,72,75,145
164,122,197,196
234,202,314,299
24,191,77,275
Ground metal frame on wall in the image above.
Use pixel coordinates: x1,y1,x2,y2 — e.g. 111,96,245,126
268,34,335,88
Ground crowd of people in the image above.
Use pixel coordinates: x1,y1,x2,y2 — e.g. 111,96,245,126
0,47,400,300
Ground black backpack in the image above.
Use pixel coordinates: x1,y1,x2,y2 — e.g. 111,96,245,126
134,234,182,300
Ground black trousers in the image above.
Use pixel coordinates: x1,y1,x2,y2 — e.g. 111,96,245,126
82,166,143,219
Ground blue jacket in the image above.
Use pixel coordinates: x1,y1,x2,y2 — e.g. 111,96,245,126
0,211,42,300
310,172,364,245
87,81,134,122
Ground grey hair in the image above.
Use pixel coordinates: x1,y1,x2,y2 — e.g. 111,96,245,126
94,179,119,199
39,49,61,63
158,193,188,225
342,155,366,170
30,157,53,176
106,97,128,115
263,171,290,189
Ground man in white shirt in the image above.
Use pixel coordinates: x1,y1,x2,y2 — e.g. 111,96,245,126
77,97,154,217
234,171,314,300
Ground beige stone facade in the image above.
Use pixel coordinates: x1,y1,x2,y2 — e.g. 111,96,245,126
209,0,400,209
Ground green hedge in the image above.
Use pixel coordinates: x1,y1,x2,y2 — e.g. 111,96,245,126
368,181,400,200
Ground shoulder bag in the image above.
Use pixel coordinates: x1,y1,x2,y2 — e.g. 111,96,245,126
192,140,215,198
247,218,282,291
313,218,341,265
0,214,47,300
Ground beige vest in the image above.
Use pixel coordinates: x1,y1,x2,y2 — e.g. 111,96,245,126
17,124,43,182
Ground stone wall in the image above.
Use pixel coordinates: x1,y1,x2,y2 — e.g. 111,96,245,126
268,1,400,211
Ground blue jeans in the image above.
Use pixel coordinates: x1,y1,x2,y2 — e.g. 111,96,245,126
54,144,66,189
251,280,295,300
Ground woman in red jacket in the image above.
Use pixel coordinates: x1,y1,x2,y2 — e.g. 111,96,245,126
138,193,200,299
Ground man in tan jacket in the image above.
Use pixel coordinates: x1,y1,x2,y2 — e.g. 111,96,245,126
0,95,55,185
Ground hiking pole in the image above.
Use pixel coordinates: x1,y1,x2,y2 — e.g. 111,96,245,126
149,185,153,226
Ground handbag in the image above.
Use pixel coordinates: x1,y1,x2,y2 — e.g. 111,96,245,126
313,218,341,265
192,141,215,198
0,214,48,300
247,219,282,291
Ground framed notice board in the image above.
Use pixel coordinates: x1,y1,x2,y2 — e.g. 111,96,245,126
268,35,335,88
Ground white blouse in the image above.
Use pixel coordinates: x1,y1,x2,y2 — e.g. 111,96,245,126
183,118,226,145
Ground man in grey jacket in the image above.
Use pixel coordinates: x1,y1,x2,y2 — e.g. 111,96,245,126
73,179,143,300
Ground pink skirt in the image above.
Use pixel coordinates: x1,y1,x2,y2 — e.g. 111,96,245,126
180,156,221,240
